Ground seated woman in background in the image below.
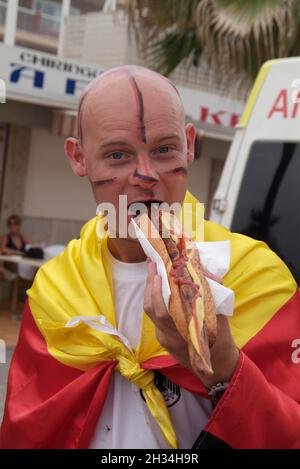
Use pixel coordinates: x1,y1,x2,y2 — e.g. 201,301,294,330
0,214,31,256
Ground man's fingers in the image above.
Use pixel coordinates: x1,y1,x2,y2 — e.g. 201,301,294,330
143,260,157,315
144,264,177,333
152,275,168,315
144,268,169,329
152,274,173,326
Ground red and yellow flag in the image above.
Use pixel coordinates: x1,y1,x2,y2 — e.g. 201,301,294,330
1,191,299,449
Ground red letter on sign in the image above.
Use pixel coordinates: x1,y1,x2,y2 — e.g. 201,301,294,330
267,89,288,118
230,113,240,128
291,91,300,118
200,107,226,126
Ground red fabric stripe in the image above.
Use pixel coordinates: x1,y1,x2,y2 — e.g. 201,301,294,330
0,301,207,448
143,356,207,397
205,290,300,448
4,291,299,449
243,289,300,401
142,355,179,369
0,301,115,449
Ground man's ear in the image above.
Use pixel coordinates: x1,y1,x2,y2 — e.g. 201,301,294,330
64,137,87,177
185,123,196,165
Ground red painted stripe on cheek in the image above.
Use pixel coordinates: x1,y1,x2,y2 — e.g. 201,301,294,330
165,167,188,177
92,177,118,187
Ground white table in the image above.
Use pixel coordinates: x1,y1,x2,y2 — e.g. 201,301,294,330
0,254,45,316
0,254,44,268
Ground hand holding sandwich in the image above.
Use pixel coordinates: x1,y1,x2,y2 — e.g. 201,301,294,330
144,260,239,389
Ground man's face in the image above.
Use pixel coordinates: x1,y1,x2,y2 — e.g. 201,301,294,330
66,71,195,237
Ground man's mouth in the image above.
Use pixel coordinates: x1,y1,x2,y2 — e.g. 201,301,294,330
127,200,163,217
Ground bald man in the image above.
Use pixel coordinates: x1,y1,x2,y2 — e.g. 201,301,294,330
1,66,300,449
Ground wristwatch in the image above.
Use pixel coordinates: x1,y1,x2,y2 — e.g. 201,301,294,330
207,382,229,407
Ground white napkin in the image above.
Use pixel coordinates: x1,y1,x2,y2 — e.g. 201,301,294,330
65,315,133,352
131,219,235,317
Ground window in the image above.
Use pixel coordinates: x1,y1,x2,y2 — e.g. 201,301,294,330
34,0,61,18
0,0,7,26
231,141,300,284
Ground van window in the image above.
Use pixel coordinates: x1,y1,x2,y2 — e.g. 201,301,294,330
231,141,300,284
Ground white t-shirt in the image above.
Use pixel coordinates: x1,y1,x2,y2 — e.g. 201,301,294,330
89,248,213,449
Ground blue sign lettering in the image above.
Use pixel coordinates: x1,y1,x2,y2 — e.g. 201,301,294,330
10,63,44,88
66,78,89,96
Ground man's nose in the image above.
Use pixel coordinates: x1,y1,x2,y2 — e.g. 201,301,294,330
128,153,159,188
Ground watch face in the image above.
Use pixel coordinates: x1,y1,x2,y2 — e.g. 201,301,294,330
209,382,229,407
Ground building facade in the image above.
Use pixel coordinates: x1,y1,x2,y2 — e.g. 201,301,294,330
0,0,246,248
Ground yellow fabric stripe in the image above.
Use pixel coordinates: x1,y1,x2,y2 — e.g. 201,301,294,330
184,190,297,348
203,217,297,349
28,216,178,448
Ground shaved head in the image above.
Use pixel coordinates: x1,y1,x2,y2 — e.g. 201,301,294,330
77,65,185,146
65,64,195,262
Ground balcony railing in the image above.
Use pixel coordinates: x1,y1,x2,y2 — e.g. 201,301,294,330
17,6,60,39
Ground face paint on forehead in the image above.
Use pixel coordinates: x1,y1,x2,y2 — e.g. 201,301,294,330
127,73,147,144
78,68,182,147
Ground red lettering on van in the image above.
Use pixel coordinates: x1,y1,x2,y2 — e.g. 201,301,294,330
291,91,300,118
267,89,288,118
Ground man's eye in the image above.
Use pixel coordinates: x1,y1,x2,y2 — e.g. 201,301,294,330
110,152,124,160
159,146,170,154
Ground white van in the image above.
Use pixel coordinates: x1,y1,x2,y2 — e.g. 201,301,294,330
210,58,300,284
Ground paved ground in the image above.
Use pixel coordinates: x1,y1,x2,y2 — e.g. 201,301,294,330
0,303,21,425
0,307,21,347
0,347,14,423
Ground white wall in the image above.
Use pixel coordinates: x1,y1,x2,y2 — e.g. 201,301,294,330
188,157,212,212
23,128,95,221
62,11,128,68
